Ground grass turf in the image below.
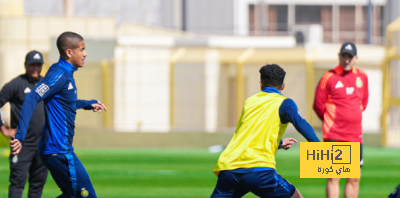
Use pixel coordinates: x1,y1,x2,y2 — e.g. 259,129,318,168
0,147,398,198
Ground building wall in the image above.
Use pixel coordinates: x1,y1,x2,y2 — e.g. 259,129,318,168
25,0,177,27
248,3,385,44
0,0,23,16
173,63,205,130
384,0,400,28
113,46,171,132
9,0,393,45
186,0,235,35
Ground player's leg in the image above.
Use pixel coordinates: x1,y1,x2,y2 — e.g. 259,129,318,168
326,178,340,198
71,152,97,198
242,170,296,198
344,143,363,198
9,147,31,198
210,171,248,198
343,178,360,198
27,148,48,198
40,154,74,197
325,139,347,198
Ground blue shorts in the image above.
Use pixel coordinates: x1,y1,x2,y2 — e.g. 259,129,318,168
388,183,400,198
40,152,97,198
211,170,296,198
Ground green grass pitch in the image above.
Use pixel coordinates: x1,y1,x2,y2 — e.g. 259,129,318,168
0,147,398,198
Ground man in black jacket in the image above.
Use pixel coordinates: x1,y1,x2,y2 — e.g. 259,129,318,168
0,50,48,198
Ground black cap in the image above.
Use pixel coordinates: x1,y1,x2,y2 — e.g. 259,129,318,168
25,50,44,65
340,42,357,57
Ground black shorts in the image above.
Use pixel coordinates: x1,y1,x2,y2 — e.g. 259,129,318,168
326,139,363,167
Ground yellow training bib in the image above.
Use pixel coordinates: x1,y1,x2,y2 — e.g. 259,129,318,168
213,92,288,175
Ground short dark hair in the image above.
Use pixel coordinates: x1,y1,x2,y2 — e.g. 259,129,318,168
56,32,84,57
259,64,286,89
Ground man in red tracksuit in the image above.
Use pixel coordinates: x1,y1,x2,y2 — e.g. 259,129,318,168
313,42,369,198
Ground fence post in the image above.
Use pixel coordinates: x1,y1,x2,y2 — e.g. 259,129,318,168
305,59,314,125
169,48,186,130
381,57,389,147
101,60,112,128
236,48,255,121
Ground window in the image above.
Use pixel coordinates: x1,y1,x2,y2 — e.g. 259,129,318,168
276,5,288,31
295,5,321,24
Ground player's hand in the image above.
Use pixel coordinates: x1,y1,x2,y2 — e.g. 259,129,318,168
280,138,298,150
0,125,16,138
10,139,22,155
91,100,107,113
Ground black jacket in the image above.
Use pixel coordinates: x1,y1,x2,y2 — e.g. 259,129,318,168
0,74,45,147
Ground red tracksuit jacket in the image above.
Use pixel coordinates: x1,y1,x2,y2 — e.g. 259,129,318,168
313,65,369,143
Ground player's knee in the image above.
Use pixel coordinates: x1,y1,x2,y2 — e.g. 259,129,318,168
347,178,360,184
10,177,27,187
10,181,26,188
328,178,340,183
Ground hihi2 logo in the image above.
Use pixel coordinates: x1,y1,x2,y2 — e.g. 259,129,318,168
300,142,360,178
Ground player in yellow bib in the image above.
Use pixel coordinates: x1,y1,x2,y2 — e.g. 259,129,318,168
211,64,320,198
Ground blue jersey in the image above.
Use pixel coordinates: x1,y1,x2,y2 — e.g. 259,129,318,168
15,57,96,155
262,87,319,142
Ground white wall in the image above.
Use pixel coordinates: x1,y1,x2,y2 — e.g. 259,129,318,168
362,69,382,133
114,47,170,132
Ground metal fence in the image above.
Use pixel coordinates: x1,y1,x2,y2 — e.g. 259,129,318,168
382,16,400,147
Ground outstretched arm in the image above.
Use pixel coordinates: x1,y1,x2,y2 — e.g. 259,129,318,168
76,100,107,112
91,101,107,113
280,138,298,150
280,99,320,142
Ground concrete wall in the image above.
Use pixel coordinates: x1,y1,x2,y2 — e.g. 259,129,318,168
113,46,171,132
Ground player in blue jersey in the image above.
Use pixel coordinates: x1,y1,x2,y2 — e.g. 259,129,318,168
10,32,107,198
